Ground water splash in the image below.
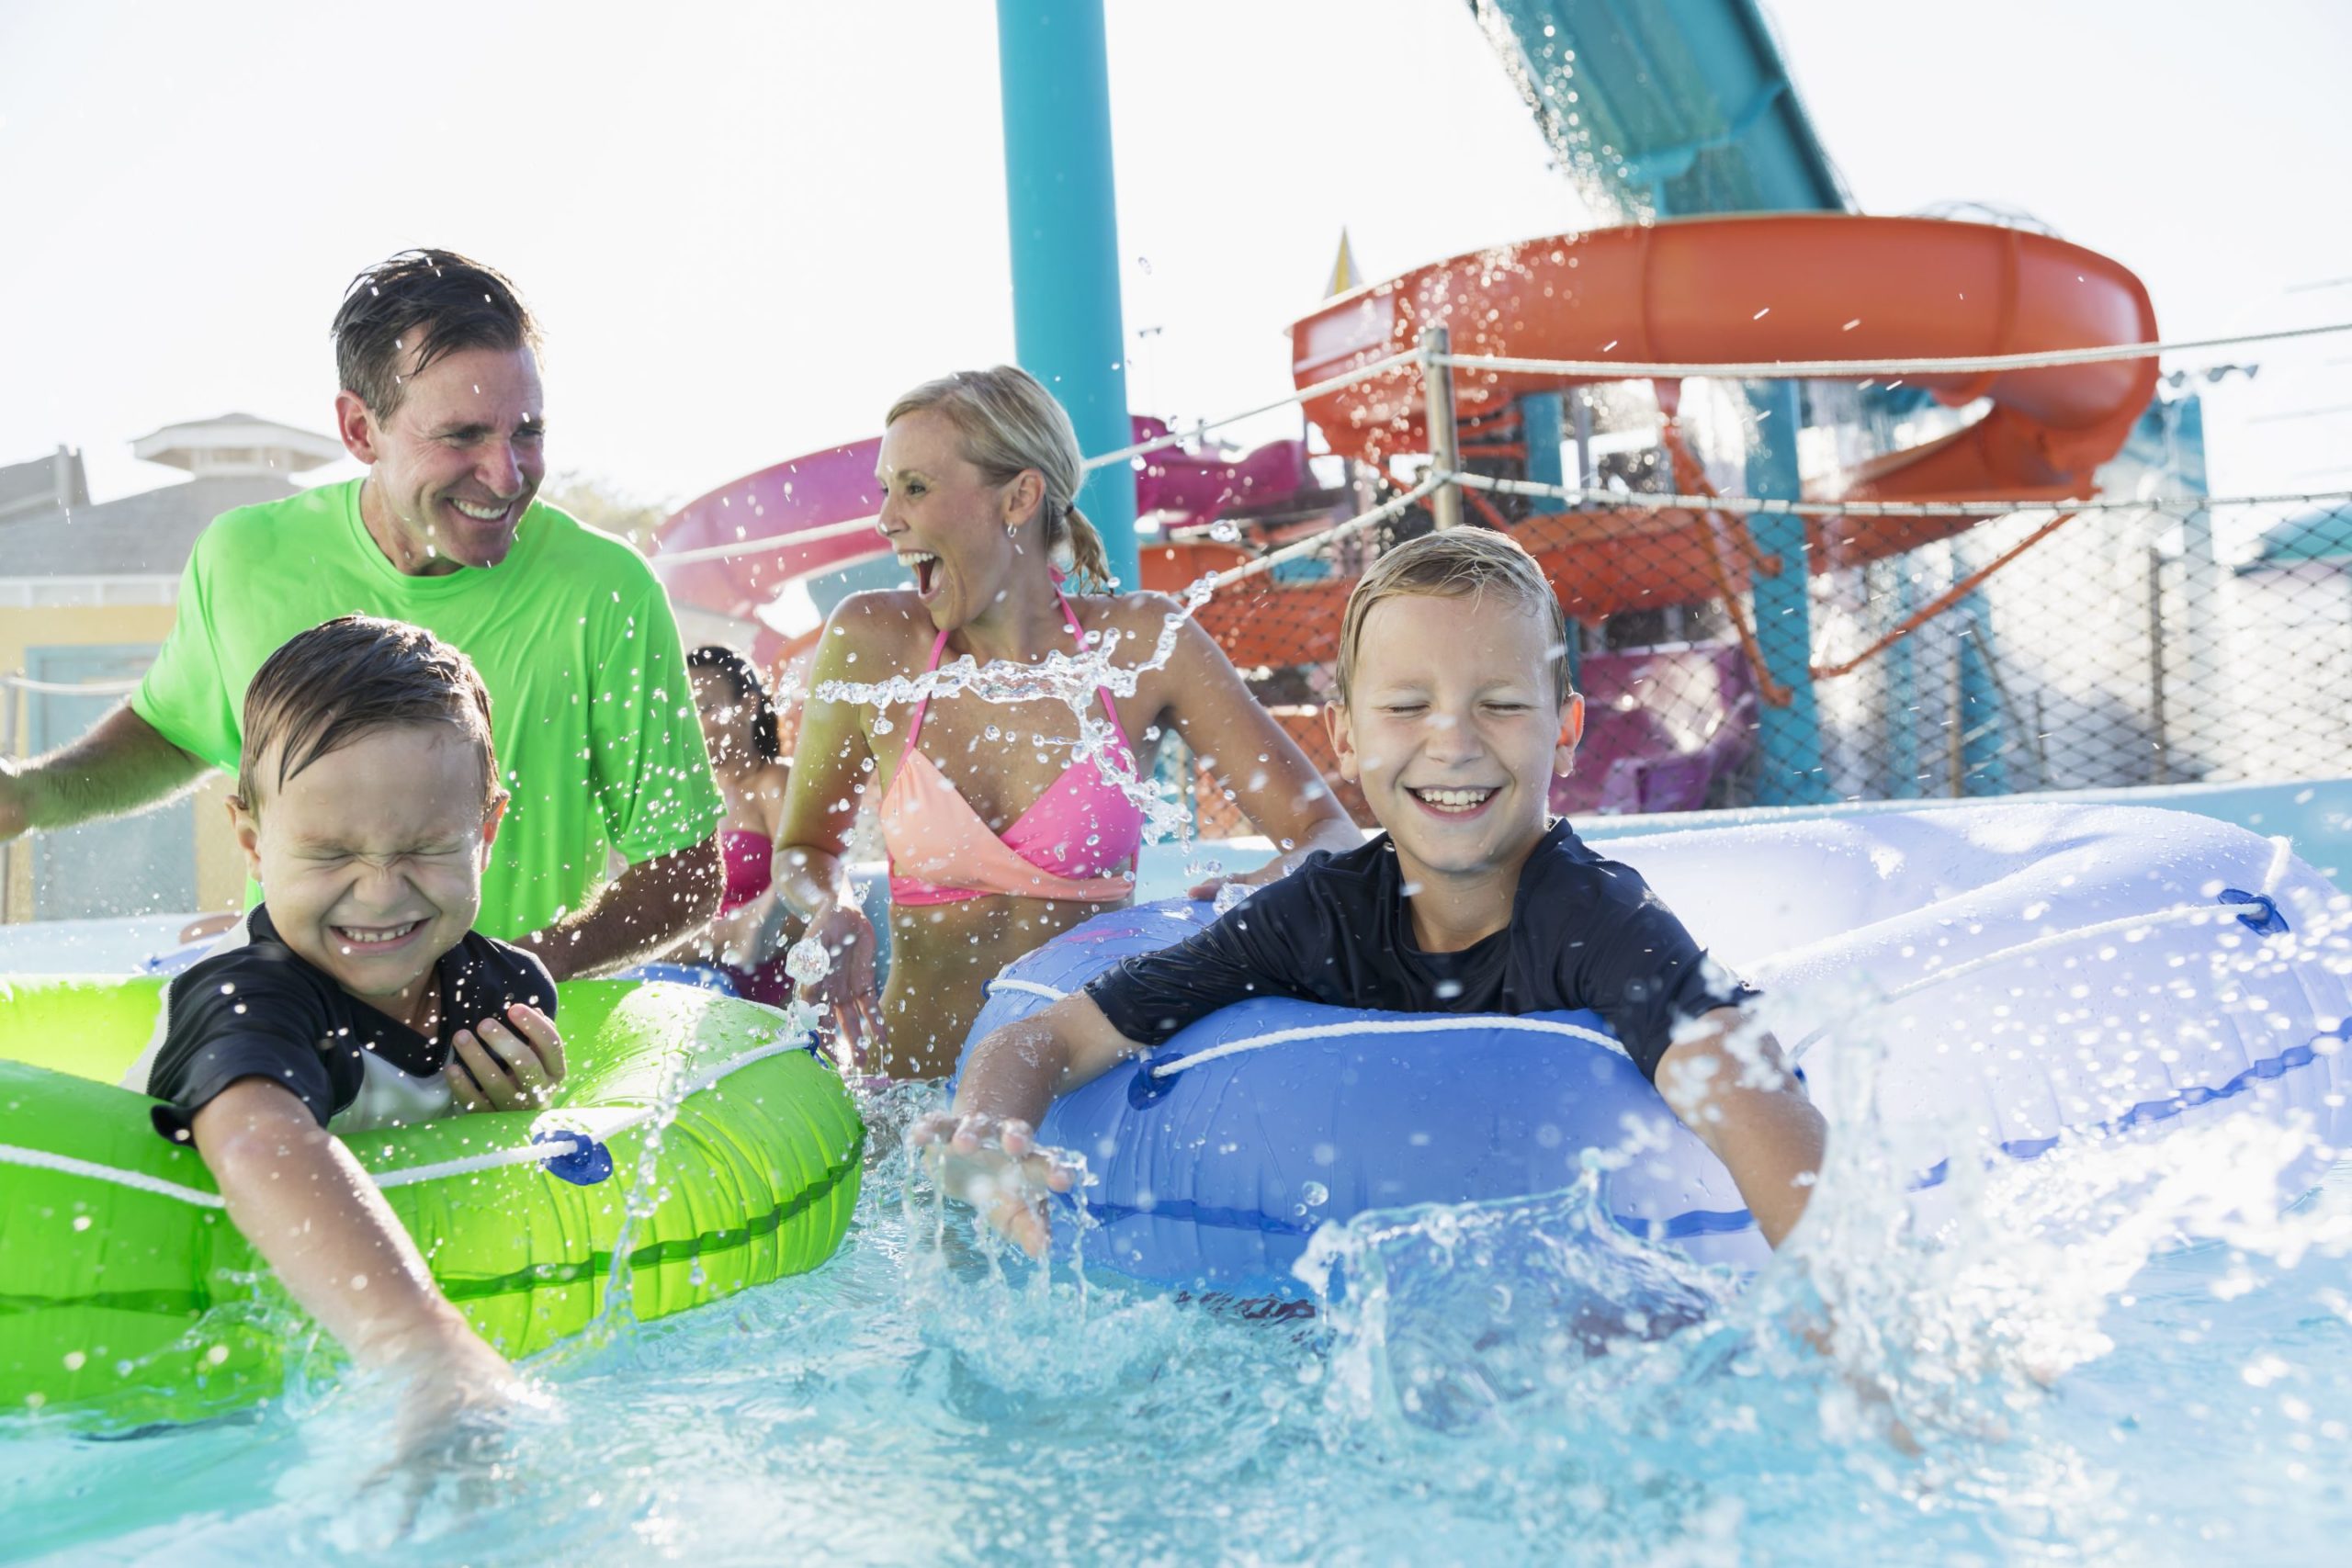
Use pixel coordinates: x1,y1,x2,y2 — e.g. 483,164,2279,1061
784,934,832,988
1297,1172,1736,1434
812,576,1220,853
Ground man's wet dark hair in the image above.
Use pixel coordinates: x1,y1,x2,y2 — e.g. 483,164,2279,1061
688,645,782,763
331,248,539,419
237,615,500,813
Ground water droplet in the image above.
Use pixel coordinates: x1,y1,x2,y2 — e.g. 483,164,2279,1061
786,937,833,987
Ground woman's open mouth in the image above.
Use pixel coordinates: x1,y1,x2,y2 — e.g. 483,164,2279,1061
899,549,942,602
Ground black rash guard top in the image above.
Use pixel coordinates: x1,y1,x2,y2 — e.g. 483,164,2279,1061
134,904,556,1142
1085,819,1755,1081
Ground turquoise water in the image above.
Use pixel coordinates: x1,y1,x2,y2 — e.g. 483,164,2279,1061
6,1076,2352,1566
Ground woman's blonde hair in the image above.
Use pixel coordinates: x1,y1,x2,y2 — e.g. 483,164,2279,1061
887,366,1113,588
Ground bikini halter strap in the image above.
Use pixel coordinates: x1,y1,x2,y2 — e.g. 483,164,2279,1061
898,589,1106,752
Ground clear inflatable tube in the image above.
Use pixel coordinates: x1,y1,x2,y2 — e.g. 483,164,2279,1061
958,804,2352,1297
0,978,863,1427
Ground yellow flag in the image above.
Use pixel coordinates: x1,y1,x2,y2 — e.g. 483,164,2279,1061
1324,229,1360,298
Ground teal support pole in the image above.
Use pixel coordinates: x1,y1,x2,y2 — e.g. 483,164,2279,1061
1744,382,1831,803
996,0,1140,590
1520,393,1567,515
1518,392,1579,687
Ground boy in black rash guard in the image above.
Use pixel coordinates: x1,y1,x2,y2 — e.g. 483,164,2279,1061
126,615,564,1454
914,528,1826,1258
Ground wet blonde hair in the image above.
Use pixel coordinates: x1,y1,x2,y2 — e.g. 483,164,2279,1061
1337,528,1573,707
887,366,1113,588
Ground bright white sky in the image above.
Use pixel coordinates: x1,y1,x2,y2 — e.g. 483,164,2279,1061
3,0,2346,514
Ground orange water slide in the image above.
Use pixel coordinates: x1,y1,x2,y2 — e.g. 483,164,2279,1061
1285,215,2159,614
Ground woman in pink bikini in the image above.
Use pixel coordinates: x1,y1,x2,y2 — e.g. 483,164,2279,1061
775,366,1362,1078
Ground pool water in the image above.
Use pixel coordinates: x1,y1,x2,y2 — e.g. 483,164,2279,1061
6,1066,2351,1567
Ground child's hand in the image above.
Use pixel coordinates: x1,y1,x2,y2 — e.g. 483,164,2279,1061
907,1111,1079,1258
447,1004,565,1113
361,1337,549,1539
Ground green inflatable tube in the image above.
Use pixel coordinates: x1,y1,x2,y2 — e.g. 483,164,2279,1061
0,976,864,1427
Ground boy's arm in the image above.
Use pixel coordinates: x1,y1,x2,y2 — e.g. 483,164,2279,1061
1653,1008,1826,1249
908,992,1145,1256
192,1077,517,1388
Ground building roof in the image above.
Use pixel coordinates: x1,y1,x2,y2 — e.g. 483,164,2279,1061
0,447,89,523
130,412,345,475
0,473,305,577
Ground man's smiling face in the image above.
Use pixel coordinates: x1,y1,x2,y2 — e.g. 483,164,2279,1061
342,343,546,575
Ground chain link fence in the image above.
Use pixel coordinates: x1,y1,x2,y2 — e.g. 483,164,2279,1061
1170,403,2352,837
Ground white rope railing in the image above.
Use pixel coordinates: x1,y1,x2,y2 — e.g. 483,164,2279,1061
1078,349,1418,472
648,319,2347,575
1210,474,1444,588
650,350,1420,574
1449,470,2352,521
1430,320,2352,384
1,674,142,696
651,512,883,569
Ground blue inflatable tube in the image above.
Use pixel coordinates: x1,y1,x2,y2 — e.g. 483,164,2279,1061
962,901,1749,1297
959,804,2352,1300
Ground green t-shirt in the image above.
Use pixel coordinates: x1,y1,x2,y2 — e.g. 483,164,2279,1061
133,479,724,940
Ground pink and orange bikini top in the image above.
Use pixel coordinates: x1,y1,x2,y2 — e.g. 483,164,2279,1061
879,591,1147,908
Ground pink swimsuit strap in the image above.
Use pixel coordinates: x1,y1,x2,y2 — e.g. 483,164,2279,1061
718,827,774,914
900,589,1122,752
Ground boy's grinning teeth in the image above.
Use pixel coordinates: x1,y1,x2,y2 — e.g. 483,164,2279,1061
1410,786,1496,812
451,499,509,522
334,920,422,946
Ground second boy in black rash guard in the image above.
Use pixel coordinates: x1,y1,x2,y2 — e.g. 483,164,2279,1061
914,528,1826,1258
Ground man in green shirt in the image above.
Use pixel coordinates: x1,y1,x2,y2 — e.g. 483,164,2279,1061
0,250,723,977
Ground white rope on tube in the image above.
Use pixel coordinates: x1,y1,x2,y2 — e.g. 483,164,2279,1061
0,1036,810,1209
0,1142,227,1209
375,1035,808,1190
1774,841,2296,1063
1150,1012,1629,1079
986,978,1069,1005
978,979,1628,1078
